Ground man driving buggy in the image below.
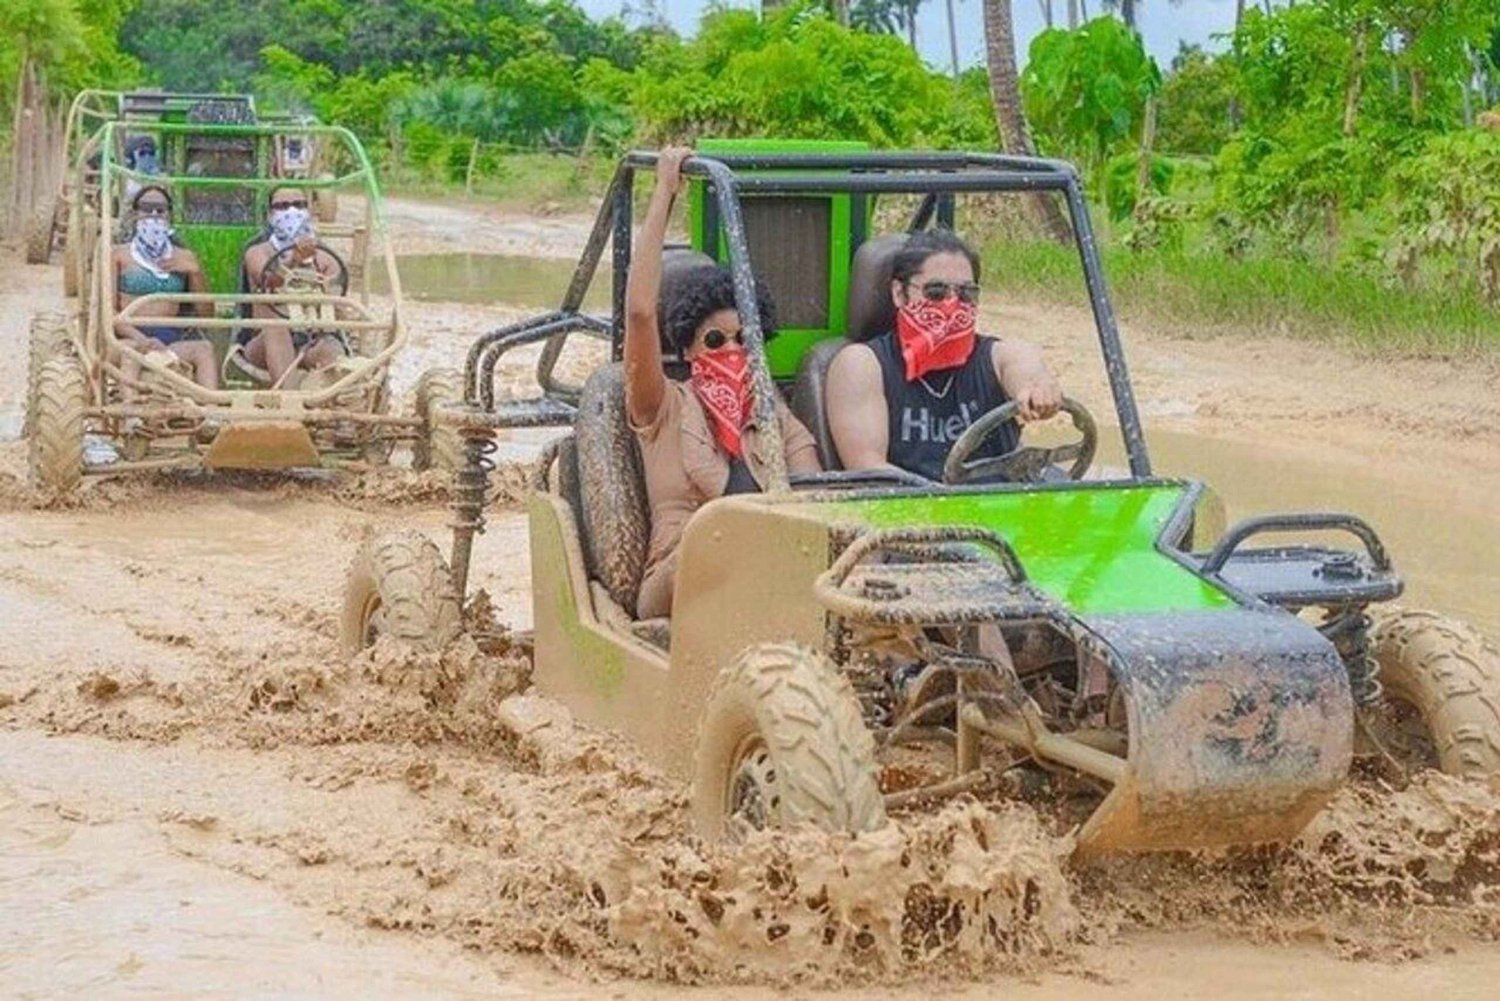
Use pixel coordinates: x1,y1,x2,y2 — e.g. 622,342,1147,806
825,230,1063,482
239,185,348,384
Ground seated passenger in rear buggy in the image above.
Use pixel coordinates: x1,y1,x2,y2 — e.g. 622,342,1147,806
625,147,823,619
111,185,218,392
239,185,349,384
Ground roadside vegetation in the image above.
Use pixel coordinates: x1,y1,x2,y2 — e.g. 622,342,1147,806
2,0,1498,355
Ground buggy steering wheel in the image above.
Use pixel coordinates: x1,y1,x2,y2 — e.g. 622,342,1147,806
257,242,350,320
942,396,1097,485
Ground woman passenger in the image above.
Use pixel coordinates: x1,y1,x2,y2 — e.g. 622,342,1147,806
112,185,218,390
625,147,822,619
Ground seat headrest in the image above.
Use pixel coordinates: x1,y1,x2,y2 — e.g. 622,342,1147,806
845,233,909,342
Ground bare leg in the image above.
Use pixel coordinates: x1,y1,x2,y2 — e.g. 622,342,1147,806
170,340,219,390
303,336,344,371
246,328,297,383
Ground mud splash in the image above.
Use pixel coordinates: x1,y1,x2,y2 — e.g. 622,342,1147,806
13,606,1499,987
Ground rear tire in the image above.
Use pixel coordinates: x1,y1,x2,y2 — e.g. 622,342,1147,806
25,312,73,437
413,367,465,472
340,531,462,657
25,208,53,264
693,643,886,841
1368,609,1500,777
29,355,88,498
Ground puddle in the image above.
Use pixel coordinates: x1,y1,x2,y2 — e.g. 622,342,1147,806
376,253,610,309
1101,427,1500,635
0,777,507,999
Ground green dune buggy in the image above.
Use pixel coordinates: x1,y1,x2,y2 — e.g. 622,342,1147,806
343,146,1500,855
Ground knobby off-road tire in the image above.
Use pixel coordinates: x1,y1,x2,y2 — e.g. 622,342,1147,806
1370,609,1500,777
340,531,462,657
25,312,73,436
693,643,887,841
25,209,53,264
412,367,465,473
29,355,88,498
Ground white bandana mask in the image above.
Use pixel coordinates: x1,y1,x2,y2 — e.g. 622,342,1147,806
269,206,312,250
131,217,174,275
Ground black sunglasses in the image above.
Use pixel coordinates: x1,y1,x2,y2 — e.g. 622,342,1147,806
910,279,981,305
701,328,745,350
270,199,309,211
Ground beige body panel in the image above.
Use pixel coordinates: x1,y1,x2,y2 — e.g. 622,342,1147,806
528,492,833,780
203,422,320,469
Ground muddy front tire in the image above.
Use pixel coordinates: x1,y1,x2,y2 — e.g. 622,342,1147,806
412,367,465,472
1368,610,1500,777
693,643,886,841
29,355,88,498
341,531,463,657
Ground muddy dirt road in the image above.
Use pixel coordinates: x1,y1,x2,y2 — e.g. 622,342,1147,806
1,197,1498,998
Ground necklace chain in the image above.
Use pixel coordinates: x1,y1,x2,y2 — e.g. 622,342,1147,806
918,371,956,399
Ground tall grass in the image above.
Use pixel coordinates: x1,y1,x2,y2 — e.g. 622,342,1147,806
386,152,609,212
984,240,1500,357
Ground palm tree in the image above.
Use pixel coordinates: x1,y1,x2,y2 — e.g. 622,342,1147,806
981,0,1072,241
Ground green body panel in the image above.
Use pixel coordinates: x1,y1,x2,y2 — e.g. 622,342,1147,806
806,484,1234,614
689,138,872,380
174,223,261,293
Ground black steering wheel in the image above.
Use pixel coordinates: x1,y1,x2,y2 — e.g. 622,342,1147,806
257,242,350,319
942,396,1098,485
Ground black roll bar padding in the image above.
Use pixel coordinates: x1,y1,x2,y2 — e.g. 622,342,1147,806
789,468,935,490
475,315,610,410
822,525,1030,591
1061,180,1151,478
464,311,566,404
1199,513,1393,575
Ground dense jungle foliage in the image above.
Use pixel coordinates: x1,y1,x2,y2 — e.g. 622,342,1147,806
3,0,1499,351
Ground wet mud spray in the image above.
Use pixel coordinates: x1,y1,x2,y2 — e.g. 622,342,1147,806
10,599,1497,988
2,211,1498,992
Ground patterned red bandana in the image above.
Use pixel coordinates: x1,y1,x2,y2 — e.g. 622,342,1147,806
689,346,752,457
895,296,978,381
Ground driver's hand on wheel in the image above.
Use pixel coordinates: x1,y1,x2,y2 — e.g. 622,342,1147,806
1015,378,1063,422
293,234,318,263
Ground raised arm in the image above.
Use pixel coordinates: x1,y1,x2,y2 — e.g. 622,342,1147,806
623,146,689,428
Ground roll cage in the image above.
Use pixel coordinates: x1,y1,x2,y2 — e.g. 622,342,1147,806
460,149,1152,485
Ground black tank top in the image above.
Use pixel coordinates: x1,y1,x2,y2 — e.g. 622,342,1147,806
867,332,1018,483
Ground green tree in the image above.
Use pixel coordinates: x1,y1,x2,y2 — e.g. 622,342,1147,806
1019,15,1161,169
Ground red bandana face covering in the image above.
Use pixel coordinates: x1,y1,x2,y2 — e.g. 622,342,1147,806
690,346,753,457
895,296,978,381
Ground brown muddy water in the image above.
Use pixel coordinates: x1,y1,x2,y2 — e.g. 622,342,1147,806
374,252,610,309
1097,427,1499,635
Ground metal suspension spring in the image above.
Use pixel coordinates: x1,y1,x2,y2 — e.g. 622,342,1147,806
448,427,497,601
1321,606,1383,708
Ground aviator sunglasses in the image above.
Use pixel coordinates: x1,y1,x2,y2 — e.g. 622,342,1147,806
908,279,982,305
270,198,310,211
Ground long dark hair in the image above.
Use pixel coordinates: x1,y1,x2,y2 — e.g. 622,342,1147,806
890,228,982,286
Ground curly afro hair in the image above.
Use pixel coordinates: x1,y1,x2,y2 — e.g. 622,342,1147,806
659,263,778,357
